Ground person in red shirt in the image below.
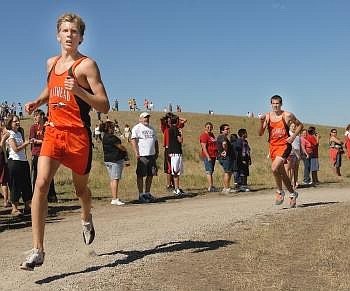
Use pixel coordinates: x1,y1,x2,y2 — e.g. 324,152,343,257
23,13,109,271
306,126,320,184
258,95,303,207
29,109,57,202
199,122,218,192
344,124,350,160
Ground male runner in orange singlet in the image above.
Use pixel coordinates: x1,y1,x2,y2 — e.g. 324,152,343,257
258,95,303,208
21,13,110,270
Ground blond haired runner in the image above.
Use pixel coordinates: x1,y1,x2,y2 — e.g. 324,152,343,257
21,13,109,270
258,95,303,208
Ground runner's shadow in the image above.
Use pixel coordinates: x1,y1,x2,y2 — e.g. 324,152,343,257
35,239,236,285
297,201,339,208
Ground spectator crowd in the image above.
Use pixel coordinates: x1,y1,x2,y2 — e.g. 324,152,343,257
1,104,350,216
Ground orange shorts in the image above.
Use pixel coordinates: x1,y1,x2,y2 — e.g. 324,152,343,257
40,126,92,175
269,144,292,161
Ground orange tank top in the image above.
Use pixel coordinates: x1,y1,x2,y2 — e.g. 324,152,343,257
47,56,92,129
268,112,289,147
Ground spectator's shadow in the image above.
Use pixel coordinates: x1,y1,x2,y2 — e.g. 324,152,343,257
129,192,200,204
35,239,236,285
0,205,81,233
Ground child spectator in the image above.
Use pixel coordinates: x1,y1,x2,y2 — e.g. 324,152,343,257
168,116,185,196
236,129,251,192
229,133,240,189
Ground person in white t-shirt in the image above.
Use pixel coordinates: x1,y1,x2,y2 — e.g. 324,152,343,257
131,112,159,203
5,115,32,216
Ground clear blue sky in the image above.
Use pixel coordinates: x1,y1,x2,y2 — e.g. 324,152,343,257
1,0,349,126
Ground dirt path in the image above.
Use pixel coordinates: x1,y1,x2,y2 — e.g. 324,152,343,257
0,185,349,290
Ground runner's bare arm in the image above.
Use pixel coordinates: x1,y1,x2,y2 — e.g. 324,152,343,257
257,113,268,136
67,58,110,113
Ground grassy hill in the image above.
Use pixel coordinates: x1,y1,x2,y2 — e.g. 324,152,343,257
18,110,350,202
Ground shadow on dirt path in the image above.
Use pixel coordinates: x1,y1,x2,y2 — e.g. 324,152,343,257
35,239,235,285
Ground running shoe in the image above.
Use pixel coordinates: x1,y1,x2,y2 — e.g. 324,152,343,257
275,190,285,205
111,198,125,206
20,248,45,271
289,191,299,208
82,214,95,245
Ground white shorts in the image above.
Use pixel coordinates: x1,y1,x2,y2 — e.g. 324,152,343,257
170,154,183,176
310,158,319,172
104,160,124,180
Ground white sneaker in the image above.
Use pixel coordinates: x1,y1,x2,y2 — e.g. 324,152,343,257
82,214,95,245
111,198,125,206
174,188,185,196
20,248,45,271
222,188,237,193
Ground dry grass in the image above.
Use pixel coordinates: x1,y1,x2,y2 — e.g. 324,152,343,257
18,110,350,202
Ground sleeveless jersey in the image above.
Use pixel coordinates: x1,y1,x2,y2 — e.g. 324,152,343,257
47,56,92,128
268,112,290,147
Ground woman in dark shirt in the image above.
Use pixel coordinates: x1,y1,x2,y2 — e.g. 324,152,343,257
101,121,129,205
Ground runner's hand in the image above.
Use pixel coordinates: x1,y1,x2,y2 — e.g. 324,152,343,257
25,101,38,115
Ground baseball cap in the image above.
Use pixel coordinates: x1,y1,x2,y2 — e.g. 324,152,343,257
140,112,151,118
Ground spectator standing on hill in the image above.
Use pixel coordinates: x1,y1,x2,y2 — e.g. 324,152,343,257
329,128,344,176
29,109,57,203
199,122,218,192
101,121,130,206
168,116,185,196
5,115,32,216
217,124,235,194
160,112,187,191
124,124,132,142
0,121,10,207
344,124,350,160
22,13,110,271
131,112,159,203
236,128,251,192
300,129,313,185
258,95,303,208
307,126,320,184
18,102,23,119
113,98,118,111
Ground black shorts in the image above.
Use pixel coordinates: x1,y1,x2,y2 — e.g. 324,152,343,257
136,155,158,177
